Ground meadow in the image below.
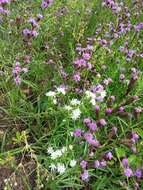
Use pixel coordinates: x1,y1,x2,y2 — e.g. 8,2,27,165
0,0,143,189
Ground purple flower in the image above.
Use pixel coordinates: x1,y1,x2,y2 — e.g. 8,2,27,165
37,14,43,20
88,122,97,131
74,58,86,68
31,30,39,37
14,76,21,85
122,158,129,168
81,170,89,181
23,28,31,37
98,119,107,127
28,18,37,27
73,72,81,82
80,160,87,169
124,168,133,178
106,152,113,160
83,118,91,125
105,108,112,115
74,128,82,137
83,53,91,60
100,160,107,167
94,160,100,168
131,132,139,143
134,169,142,178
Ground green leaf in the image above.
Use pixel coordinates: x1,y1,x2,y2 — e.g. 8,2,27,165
134,128,143,138
115,147,126,158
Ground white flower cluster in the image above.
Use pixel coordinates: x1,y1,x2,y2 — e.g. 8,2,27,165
49,159,77,174
64,98,81,120
45,86,66,104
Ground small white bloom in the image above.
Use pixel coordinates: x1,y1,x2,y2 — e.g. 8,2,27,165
70,160,77,167
64,105,72,111
90,98,96,106
70,99,81,106
70,132,74,137
69,145,73,150
49,164,57,171
71,108,81,120
57,163,66,174
45,91,56,97
57,87,66,95
53,98,57,104
85,90,96,99
61,146,67,153
51,150,62,160
47,147,54,154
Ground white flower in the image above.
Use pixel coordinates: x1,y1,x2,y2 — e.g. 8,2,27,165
69,145,73,150
71,108,81,120
90,98,96,106
100,90,106,98
70,132,74,136
49,164,57,171
57,87,66,95
61,146,67,153
51,150,62,160
70,99,81,106
47,147,54,154
64,105,72,111
45,91,56,97
85,90,96,99
53,98,57,104
57,163,66,174
70,160,77,167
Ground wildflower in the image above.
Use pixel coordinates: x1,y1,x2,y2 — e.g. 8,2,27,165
73,72,81,82
100,160,107,167
88,122,97,131
51,150,62,160
47,147,54,154
70,160,77,167
49,164,56,171
105,108,112,115
70,99,81,106
122,158,129,168
124,168,133,178
134,169,142,178
45,91,56,97
131,132,139,143
83,118,91,125
57,163,66,174
56,86,66,95
28,18,37,27
81,170,89,181
74,128,82,137
106,152,113,160
71,108,81,120
80,160,87,169
82,53,91,60
98,119,107,127
14,75,21,85
94,160,100,168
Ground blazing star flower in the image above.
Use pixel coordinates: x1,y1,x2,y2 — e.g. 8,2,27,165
74,128,82,137
73,72,81,82
80,160,87,169
14,75,21,85
98,119,107,127
94,160,100,168
124,168,133,178
81,170,89,181
82,53,91,60
88,122,97,131
122,158,129,168
134,169,142,178
83,118,91,125
106,152,113,160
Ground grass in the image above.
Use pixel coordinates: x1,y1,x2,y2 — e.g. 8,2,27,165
0,0,143,189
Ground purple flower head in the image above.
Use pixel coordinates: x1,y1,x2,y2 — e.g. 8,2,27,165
28,18,37,27
14,75,21,85
83,118,91,125
98,119,107,127
37,14,43,21
88,122,97,131
31,30,39,37
24,55,30,64
134,107,142,113
94,160,100,168
80,160,87,169
135,22,143,31
81,170,89,181
106,152,113,160
73,128,82,137
112,127,117,135
124,168,133,178
134,169,142,178
100,160,107,167
0,0,10,5
73,72,81,82
131,132,139,143
83,53,91,60
84,132,99,147
122,158,129,168
105,108,112,115
74,58,86,68
95,105,100,111
23,28,31,37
